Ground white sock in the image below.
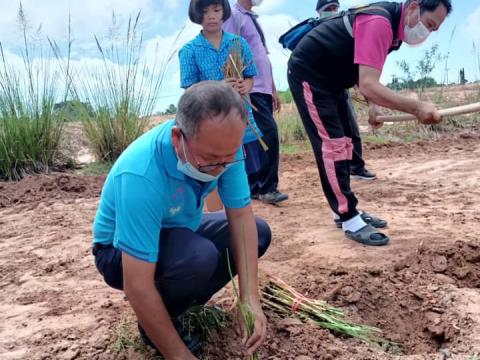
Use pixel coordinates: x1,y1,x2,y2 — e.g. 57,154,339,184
342,214,367,232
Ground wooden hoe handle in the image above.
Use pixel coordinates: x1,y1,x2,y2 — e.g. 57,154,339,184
377,102,480,123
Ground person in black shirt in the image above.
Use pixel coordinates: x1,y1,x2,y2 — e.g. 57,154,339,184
288,0,452,246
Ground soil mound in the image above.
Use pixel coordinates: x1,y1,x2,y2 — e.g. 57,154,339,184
0,174,105,208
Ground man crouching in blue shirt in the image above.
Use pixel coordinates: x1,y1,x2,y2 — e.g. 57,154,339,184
92,81,271,359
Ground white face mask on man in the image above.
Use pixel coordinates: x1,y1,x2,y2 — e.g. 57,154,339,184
176,135,225,182
319,11,337,19
252,0,264,7
404,8,431,45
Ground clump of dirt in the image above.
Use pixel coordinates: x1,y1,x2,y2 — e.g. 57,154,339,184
205,319,357,360
289,241,479,355
202,241,479,359
0,173,105,208
363,132,480,159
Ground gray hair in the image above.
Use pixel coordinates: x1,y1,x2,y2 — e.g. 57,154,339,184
175,81,248,139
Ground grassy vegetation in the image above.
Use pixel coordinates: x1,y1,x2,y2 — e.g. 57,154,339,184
277,89,293,104
0,5,69,180
111,307,231,359
276,103,308,154
226,240,258,360
280,142,311,154
262,277,387,345
177,305,232,342
63,12,171,163
111,318,149,355
80,161,112,176
1,9,175,180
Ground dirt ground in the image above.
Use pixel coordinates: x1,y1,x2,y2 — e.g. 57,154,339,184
1,131,480,360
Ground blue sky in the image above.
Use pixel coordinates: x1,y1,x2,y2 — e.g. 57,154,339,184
0,0,478,112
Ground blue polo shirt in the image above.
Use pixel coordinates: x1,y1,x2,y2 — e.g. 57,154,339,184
179,31,262,144
92,119,251,263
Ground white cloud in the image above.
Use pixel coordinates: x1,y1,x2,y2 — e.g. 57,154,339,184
164,0,180,11
255,0,286,15
339,1,370,10
464,6,480,43
141,21,202,109
0,0,157,50
258,14,298,89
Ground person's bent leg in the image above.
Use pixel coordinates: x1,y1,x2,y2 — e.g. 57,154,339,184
93,231,220,317
154,227,220,317
93,244,124,290
288,74,359,222
250,93,281,195
194,211,271,304
346,93,365,173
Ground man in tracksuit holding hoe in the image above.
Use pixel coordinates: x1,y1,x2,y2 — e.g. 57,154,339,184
288,0,452,245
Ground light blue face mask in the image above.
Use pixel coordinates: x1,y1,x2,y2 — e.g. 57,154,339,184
320,11,337,19
176,135,226,182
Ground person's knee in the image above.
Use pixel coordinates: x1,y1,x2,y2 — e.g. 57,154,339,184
255,217,271,258
194,241,219,280
322,137,353,161
171,240,219,283
94,247,124,290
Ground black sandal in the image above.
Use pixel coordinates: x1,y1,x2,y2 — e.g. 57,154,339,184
345,224,390,246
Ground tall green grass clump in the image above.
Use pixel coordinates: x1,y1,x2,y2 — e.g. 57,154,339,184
277,110,307,144
66,12,174,163
0,5,68,180
277,89,293,104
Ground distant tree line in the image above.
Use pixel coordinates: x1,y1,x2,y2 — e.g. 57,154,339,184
386,44,471,91
155,104,177,116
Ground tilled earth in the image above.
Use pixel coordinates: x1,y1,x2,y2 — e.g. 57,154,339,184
1,132,479,359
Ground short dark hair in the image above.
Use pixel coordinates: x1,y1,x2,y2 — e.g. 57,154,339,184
176,81,247,139
188,0,231,25
406,0,452,15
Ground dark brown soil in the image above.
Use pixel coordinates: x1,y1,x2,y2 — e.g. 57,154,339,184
0,173,105,208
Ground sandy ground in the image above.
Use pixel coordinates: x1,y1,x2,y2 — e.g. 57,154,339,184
1,132,480,359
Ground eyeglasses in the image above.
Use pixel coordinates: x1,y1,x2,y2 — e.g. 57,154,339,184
180,131,247,173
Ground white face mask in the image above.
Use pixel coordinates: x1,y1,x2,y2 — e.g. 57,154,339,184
404,8,431,45
319,11,337,19
252,0,263,7
176,136,225,182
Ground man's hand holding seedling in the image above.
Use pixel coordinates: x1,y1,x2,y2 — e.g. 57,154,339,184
239,297,267,356
226,205,268,359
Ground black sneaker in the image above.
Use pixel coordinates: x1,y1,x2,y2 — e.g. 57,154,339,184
138,319,202,355
258,191,289,205
350,168,376,181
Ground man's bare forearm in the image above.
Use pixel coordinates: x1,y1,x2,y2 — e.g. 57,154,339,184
358,65,422,116
359,80,420,115
122,252,194,360
125,283,192,359
226,206,260,302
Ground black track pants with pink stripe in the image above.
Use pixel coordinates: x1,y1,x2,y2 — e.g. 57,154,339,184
288,73,360,222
